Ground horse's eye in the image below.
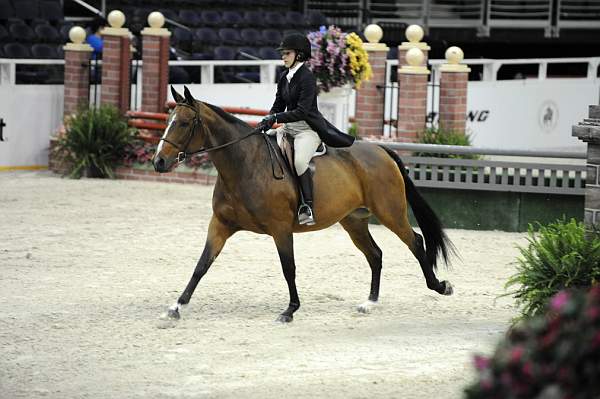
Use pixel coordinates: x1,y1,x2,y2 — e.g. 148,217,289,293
179,121,189,127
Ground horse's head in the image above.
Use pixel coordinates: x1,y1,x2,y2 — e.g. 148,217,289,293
153,86,205,173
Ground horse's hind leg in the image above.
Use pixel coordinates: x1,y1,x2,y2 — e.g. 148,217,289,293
373,205,452,296
340,214,383,313
165,215,235,319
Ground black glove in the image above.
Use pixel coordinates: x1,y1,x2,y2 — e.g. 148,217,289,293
258,114,277,132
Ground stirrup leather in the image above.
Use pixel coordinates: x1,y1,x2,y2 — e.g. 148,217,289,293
297,203,315,225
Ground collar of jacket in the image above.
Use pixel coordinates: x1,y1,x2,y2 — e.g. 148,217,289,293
286,61,304,82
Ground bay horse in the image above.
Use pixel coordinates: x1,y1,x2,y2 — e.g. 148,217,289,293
153,86,454,323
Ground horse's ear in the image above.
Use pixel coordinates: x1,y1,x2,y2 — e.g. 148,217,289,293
171,86,184,103
183,86,196,106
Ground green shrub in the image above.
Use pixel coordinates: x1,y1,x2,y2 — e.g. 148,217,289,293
348,122,358,138
415,126,478,159
464,285,600,399
56,105,135,178
505,219,600,320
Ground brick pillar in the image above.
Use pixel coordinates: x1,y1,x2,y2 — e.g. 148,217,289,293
396,48,430,142
439,46,470,133
63,27,92,117
396,25,430,141
141,12,171,112
573,105,600,234
355,24,388,138
100,10,131,113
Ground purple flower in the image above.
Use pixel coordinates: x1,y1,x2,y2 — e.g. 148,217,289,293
550,291,570,312
473,355,490,371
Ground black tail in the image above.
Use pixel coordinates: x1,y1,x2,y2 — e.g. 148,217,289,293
380,145,455,270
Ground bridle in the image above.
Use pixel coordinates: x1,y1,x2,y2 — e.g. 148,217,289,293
159,102,260,164
159,102,285,179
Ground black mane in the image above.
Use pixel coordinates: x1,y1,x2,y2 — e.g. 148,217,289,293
204,102,252,130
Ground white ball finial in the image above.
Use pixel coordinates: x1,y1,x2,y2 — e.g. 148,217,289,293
148,11,165,29
406,47,425,67
69,26,86,44
405,24,424,43
364,24,383,44
108,10,126,28
445,46,464,65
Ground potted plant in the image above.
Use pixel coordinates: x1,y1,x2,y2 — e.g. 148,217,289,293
55,105,135,178
307,25,372,132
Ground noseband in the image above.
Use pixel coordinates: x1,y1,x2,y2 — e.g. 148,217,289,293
159,102,261,163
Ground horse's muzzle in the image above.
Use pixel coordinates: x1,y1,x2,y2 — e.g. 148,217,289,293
153,156,169,173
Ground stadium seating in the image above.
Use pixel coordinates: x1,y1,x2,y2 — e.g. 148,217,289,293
0,0,331,84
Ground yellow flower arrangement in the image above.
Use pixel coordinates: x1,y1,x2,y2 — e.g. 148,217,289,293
345,32,372,89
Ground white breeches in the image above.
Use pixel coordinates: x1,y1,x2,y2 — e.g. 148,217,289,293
269,120,322,175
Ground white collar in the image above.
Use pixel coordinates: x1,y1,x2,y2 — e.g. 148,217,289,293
286,62,304,82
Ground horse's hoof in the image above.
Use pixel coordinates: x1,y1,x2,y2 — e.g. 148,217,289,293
276,314,293,323
357,300,378,314
168,308,181,319
441,281,454,296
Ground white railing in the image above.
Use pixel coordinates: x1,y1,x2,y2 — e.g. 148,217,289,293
0,59,64,85
386,57,600,83
1,57,598,86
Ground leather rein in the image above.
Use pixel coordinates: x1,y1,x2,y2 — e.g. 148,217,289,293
159,103,285,179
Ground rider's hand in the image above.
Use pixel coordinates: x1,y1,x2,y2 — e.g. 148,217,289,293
258,114,277,132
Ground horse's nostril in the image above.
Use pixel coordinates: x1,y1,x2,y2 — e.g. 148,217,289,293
154,157,166,172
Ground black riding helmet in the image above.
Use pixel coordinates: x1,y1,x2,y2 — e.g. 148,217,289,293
276,32,312,61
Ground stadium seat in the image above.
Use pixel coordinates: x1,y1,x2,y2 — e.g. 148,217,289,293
264,11,286,28
3,42,31,58
218,28,242,45
39,0,63,25
14,0,39,21
194,27,220,46
31,43,58,58
9,22,36,42
222,11,243,27
213,46,236,60
258,46,279,60
285,11,307,29
0,0,14,22
200,10,221,27
178,9,200,28
261,29,281,46
240,28,263,46
34,24,61,43
243,11,265,28
172,27,193,53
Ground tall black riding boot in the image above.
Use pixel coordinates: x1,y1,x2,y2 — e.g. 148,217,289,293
297,170,315,225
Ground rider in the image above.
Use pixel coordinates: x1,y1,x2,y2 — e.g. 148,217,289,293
257,32,355,225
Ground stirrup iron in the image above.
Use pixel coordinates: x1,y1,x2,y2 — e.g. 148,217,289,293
298,203,315,225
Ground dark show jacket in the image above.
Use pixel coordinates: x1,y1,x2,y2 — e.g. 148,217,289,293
269,63,355,148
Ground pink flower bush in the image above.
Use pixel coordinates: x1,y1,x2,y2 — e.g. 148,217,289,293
465,285,600,398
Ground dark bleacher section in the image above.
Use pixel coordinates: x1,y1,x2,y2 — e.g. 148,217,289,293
0,0,329,84
0,0,65,60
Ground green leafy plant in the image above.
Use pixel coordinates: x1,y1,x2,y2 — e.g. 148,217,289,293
56,105,135,178
347,122,358,138
415,126,478,159
505,218,600,320
464,285,600,399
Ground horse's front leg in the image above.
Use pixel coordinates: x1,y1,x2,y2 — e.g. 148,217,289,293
273,233,300,323
165,215,235,319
